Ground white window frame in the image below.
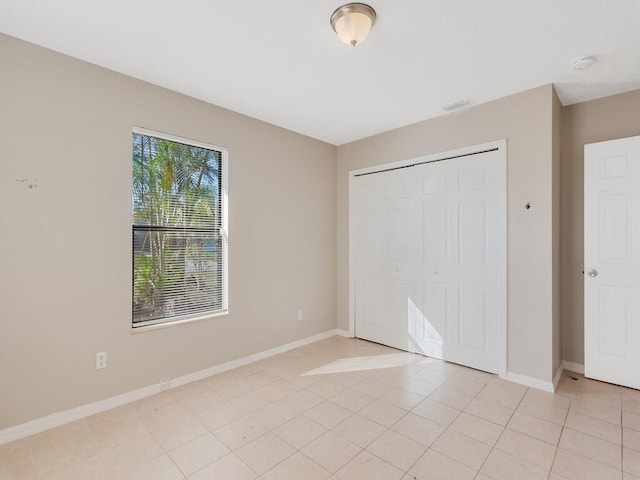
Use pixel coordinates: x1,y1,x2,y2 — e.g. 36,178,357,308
131,127,228,330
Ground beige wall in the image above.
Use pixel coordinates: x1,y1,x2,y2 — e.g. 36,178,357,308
0,34,337,430
560,89,640,365
337,85,560,384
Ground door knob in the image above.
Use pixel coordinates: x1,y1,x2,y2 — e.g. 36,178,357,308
587,268,598,278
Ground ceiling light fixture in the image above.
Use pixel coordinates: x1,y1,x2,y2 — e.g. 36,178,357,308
330,3,377,47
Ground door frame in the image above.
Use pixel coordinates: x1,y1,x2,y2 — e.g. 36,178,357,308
348,140,507,377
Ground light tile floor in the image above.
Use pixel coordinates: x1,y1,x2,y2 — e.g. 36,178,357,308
2,336,640,479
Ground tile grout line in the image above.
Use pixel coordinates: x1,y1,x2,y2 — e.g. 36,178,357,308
401,370,505,479
399,408,465,478
475,383,578,479
621,405,624,476
547,413,569,480
355,364,479,478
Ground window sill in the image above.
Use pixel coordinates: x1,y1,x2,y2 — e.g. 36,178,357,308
131,310,230,333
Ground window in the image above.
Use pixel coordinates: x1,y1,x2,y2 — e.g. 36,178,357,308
132,129,228,328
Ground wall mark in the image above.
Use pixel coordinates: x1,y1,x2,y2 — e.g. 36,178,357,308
16,178,39,189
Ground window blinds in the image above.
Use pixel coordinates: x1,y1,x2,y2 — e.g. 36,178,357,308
132,131,226,327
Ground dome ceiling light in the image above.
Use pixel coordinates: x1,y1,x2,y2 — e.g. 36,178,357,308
330,3,377,47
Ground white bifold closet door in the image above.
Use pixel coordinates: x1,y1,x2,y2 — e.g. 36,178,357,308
353,148,505,373
354,167,413,353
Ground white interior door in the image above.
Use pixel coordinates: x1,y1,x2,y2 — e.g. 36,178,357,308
353,146,505,373
585,135,640,390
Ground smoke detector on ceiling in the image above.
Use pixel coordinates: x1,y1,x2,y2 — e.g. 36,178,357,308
572,56,595,70
441,98,474,114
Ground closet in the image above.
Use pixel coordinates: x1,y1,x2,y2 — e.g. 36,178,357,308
351,144,506,373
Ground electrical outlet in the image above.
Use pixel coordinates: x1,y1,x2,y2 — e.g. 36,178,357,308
297,309,304,321
96,351,107,369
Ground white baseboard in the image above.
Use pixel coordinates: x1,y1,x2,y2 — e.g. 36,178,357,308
500,361,586,394
336,329,351,338
562,360,585,375
503,371,555,393
0,329,340,445
166,329,339,390
553,364,563,391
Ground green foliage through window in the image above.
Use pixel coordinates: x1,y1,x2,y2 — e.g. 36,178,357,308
132,131,225,326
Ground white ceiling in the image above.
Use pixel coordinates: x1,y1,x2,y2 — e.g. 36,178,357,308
1,1,639,145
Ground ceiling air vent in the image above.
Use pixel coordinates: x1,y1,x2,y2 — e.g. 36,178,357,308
571,56,595,70
441,98,474,114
